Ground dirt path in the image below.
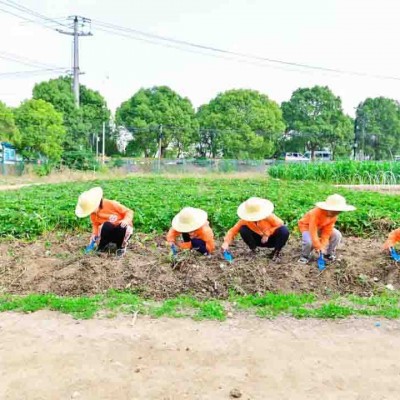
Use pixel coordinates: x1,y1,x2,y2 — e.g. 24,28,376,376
1,312,399,400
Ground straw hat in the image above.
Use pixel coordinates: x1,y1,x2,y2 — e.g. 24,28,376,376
75,187,103,218
172,207,208,233
316,194,356,212
237,197,274,221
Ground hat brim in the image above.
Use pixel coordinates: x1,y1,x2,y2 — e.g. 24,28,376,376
75,187,103,218
172,209,208,233
237,199,274,222
315,202,356,212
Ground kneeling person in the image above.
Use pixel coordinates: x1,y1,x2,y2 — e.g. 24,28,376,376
75,187,134,255
298,194,355,264
167,207,215,255
383,228,400,255
221,197,289,261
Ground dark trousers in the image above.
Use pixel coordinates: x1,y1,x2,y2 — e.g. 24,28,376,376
239,225,289,252
98,222,128,251
182,233,208,255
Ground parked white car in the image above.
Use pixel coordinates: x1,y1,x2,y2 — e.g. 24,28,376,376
284,152,310,162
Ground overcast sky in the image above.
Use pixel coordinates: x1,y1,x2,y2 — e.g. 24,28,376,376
1,0,400,116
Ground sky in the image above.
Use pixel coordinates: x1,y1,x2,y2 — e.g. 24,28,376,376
1,0,400,116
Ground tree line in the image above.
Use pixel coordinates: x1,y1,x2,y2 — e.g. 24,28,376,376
1,76,400,163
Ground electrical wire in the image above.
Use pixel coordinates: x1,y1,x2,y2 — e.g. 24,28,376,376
94,25,310,75
92,19,400,81
0,50,66,70
0,68,67,78
0,0,69,29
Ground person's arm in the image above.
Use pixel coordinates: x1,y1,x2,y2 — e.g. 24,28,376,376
309,213,322,251
90,214,100,240
222,220,244,249
263,214,284,236
114,201,134,226
203,225,215,253
383,228,400,250
320,221,335,250
167,228,180,245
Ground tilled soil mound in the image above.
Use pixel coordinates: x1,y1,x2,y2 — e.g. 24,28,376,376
0,233,399,298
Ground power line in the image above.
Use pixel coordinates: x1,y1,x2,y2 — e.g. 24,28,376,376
95,25,310,75
92,19,400,82
0,0,69,29
0,68,67,78
0,50,67,70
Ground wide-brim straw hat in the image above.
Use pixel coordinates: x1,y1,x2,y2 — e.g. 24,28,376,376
172,207,208,233
237,197,274,221
75,187,103,218
316,194,356,212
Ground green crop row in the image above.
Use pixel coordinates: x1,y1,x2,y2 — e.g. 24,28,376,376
269,161,400,184
0,176,398,239
1,290,400,320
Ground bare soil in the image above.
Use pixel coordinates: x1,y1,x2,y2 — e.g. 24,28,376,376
335,184,400,194
0,234,398,297
1,311,400,399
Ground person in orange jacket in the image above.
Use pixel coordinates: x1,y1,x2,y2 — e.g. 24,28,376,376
167,207,215,255
221,197,289,262
383,229,400,253
298,194,355,264
75,187,134,256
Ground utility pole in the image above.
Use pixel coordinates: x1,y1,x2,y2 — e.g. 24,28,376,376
57,16,92,107
96,134,99,162
102,122,105,165
158,125,163,173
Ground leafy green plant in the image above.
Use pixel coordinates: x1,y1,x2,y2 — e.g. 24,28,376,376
269,161,400,184
0,176,398,239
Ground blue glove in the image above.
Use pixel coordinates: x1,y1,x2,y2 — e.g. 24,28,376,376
223,250,233,263
390,247,400,262
317,252,326,271
171,244,178,257
85,236,98,254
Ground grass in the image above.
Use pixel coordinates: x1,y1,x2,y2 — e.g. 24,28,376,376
269,160,400,184
1,290,400,320
0,175,399,239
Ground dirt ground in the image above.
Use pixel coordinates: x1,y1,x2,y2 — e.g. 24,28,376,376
0,233,398,298
335,184,400,194
1,311,400,400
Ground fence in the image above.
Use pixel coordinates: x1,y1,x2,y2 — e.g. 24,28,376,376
119,159,270,174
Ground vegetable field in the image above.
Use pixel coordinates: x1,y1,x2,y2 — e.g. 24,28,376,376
269,161,400,184
0,176,398,239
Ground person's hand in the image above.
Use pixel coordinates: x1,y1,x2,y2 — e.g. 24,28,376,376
90,235,99,243
221,242,229,251
170,243,178,255
120,219,129,228
261,235,269,244
312,249,321,258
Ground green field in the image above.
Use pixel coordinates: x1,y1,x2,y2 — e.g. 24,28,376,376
0,176,398,239
269,160,400,184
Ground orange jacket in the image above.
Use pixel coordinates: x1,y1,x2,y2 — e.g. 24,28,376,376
166,222,215,253
298,208,337,251
90,199,134,236
224,214,284,245
383,228,400,249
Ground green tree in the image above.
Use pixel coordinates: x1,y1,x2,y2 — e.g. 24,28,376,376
32,76,110,150
14,99,66,161
282,86,353,160
116,86,197,158
196,89,285,159
355,97,400,160
0,101,20,145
